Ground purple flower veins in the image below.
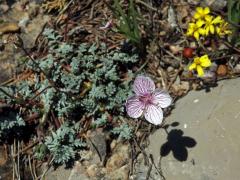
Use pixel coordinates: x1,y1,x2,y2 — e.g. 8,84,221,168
126,75,172,125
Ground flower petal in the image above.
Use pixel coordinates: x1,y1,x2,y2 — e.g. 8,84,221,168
196,20,204,28
205,15,212,22
193,31,200,40
189,63,196,70
152,90,172,108
196,65,204,76
193,12,201,19
196,7,203,14
203,7,210,15
199,55,211,67
212,16,222,24
210,25,215,34
126,95,144,118
144,104,163,125
198,28,206,35
133,75,155,95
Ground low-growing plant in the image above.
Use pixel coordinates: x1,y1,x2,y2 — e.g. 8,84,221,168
0,27,139,163
45,123,86,164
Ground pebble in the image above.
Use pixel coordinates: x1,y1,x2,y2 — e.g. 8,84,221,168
86,164,99,177
106,144,129,171
167,66,174,72
217,64,228,76
106,165,129,180
201,0,227,10
193,99,199,103
18,17,30,28
0,23,20,35
0,4,9,13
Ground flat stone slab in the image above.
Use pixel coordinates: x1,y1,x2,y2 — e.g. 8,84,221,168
148,78,240,180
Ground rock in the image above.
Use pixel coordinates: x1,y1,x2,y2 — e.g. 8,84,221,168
106,164,129,180
45,161,90,180
169,45,182,55
0,23,20,35
217,64,228,76
167,66,174,73
87,130,107,164
106,144,129,171
18,17,30,28
148,78,240,179
168,6,177,29
201,0,227,10
110,139,117,150
0,4,9,13
172,81,190,96
86,164,99,177
233,64,240,73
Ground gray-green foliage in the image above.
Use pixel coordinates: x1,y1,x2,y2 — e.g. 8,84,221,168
0,112,25,139
112,123,133,140
26,28,138,118
45,123,86,164
0,27,138,162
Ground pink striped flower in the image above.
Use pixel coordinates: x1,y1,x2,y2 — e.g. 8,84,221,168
126,76,172,125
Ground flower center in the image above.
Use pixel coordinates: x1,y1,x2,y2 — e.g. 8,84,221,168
139,93,153,105
194,58,201,65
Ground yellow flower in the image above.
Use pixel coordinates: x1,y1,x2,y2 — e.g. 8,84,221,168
194,7,210,20
188,55,211,77
216,21,232,37
203,15,223,36
186,20,205,40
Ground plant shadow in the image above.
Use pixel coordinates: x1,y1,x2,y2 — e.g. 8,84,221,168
160,122,197,162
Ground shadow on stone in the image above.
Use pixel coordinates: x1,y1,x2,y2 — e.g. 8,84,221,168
160,129,197,161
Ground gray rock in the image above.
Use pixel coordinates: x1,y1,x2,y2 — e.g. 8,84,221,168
201,0,227,10
147,78,240,180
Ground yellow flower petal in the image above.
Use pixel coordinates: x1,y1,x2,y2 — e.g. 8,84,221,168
212,16,223,24
210,25,215,34
205,15,213,22
196,65,204,76
196,7,204,14
193,57,200,64
196,20,205,27
198,28,206,35
203,7,210,15
189,63,196,70
205,26,210,36
199,55,211,67
194,13,201,19
194,31,200,40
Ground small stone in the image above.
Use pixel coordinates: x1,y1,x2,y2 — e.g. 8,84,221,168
201,0,227,10
233,64,240,73
159,31,166,36
193,99,199,103
86,164,99,177
87,130,107,164
167,66,174,72
110,140,117,150
106,144,129,171
217,64,228,76
0,23,20,35
106,164,129,180
189,42,197,49
169,45,182,55
0,4,9,12
18,17,30,28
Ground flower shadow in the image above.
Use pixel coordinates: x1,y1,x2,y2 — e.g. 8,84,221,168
160,128,197,162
